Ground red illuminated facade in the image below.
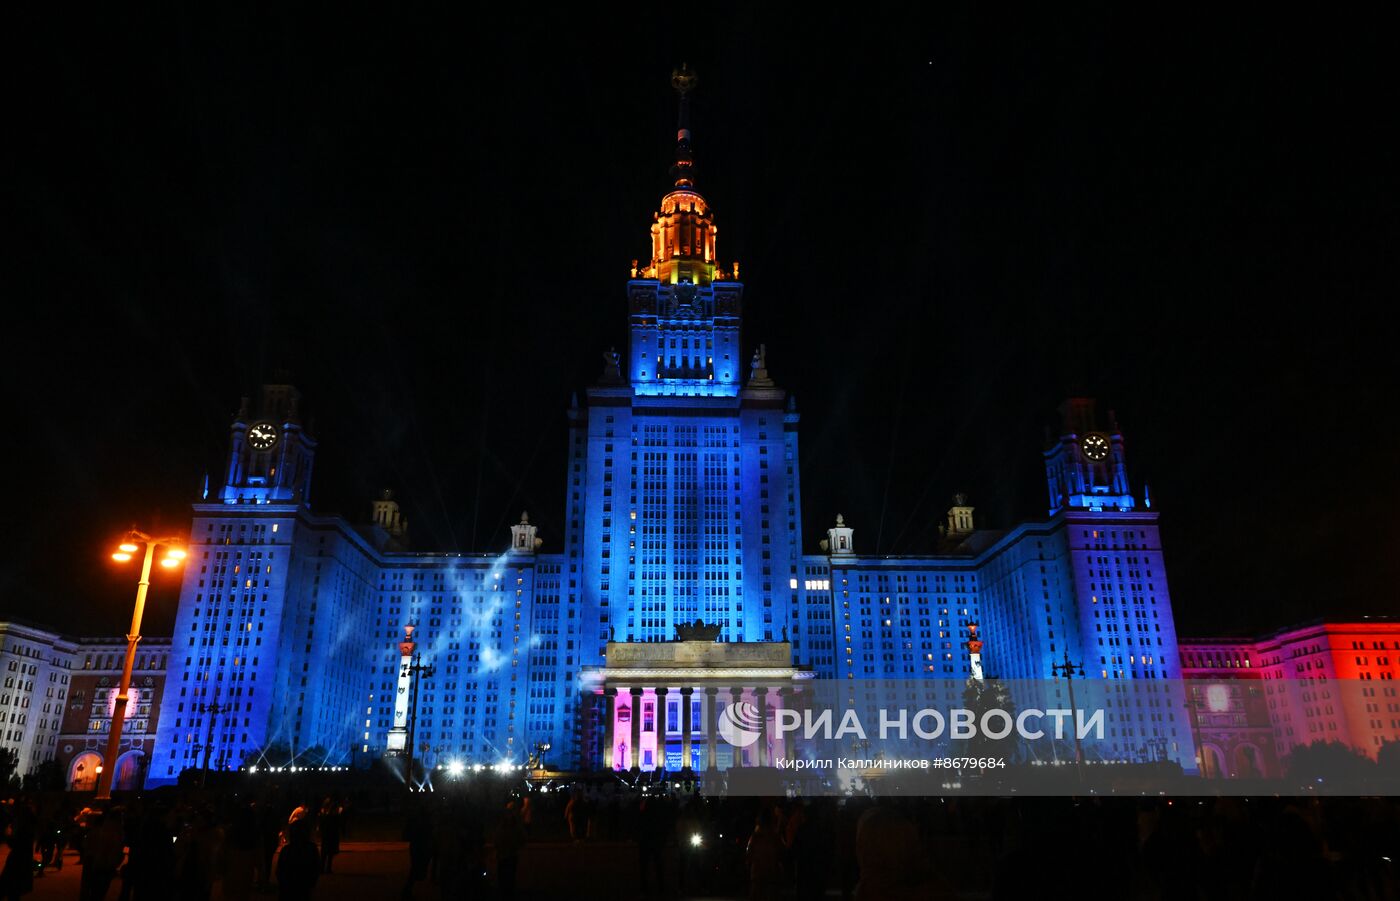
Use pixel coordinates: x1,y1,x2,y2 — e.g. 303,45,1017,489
1180,618,1400,778
56,637,171,791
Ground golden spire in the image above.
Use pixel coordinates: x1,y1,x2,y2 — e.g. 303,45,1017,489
646,64,717,286
670,63,698,188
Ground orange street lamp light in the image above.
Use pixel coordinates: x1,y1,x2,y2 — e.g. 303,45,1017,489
97,528,185,799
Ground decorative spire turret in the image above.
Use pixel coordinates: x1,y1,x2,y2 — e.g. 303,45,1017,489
622,67,745,398
510,511,540,554
670,63,698,189
822,514,854,556
371,488,410,551
946,493,974,537
644,65,719,287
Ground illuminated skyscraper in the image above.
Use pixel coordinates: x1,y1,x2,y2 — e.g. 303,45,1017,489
147,72,1195,783
567,65,804,660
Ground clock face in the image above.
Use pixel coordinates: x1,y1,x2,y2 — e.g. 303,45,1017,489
247,421,279,451
1080,433,1111,462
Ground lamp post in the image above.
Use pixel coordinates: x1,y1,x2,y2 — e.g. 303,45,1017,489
198,687,234,788
98,529,185,799
404,651,435,790
1050,649,1086,766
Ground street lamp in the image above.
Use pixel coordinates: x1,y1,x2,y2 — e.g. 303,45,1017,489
98,529,185,799
1050,649,1087,767
198,687,234,788
403,651,435,791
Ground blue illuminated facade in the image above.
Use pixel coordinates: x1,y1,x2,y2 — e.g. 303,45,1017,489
150,443,557,784
148,89,1191,785
798,404,1189,763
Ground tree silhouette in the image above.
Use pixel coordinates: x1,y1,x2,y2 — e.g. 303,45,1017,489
957,677,1018,762
1285,740,1375,790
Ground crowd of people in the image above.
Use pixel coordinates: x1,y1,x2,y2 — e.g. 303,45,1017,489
0,792,348,900
1,779,1399,899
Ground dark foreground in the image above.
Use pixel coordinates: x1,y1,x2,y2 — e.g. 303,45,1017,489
2,779,1399,900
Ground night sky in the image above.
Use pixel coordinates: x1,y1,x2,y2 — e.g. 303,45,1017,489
9,8,1399,639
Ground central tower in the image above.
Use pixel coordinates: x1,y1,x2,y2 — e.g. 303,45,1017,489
564,67,804,669
625,64,744,397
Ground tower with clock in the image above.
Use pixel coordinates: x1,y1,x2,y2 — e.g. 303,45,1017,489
1029,396,1184,690
1043,397,1135,514
218,384,316,505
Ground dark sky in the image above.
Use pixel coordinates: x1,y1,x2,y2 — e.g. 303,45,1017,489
8,8,1399,639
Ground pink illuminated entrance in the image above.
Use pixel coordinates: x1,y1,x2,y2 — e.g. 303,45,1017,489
584,634,809,772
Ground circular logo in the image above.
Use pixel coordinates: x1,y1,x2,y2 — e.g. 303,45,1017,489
717,700,764,748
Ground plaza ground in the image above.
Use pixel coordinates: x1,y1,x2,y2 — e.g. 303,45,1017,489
3,841,860,900
0,833,1000,899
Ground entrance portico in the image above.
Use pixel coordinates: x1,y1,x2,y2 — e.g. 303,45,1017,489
583,623,812,772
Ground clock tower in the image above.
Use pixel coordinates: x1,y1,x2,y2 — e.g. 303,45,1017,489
1043,397,1134,514
218,384,316,505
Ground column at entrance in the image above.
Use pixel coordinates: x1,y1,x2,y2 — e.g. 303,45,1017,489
602,687,617,771
629,686,643,770
680,687,694,770
704,686,718,771
775,687,793,763
754,685,769,767
729,686,745,768
655,686,669,771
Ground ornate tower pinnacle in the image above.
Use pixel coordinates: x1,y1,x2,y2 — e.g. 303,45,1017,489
510,511,540,554
645,65,719,287
622,67,744,397
670,63,698,189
